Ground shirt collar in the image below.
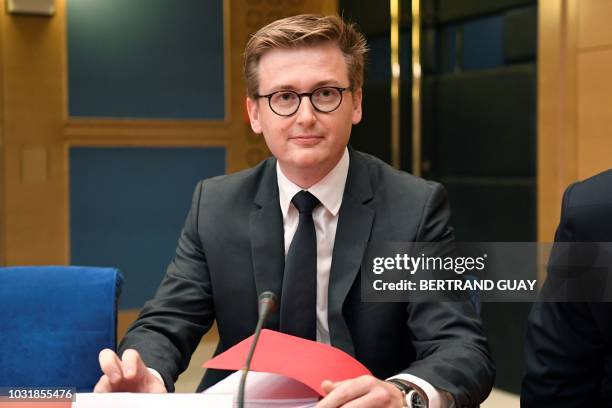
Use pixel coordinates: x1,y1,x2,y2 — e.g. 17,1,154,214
277,147,349,218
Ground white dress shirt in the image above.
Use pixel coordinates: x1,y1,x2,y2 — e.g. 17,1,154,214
276,147,349,345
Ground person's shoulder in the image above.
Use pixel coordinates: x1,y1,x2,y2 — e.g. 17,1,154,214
351,149,443,197
565,168,612,208
195,156,276,204
350,150,452,240
560,169,612,240
204,157,273,186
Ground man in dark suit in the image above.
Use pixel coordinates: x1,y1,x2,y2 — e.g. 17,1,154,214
522,169,612,407
95,15,494,407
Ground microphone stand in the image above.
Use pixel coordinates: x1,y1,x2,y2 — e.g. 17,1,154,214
237,291,277,408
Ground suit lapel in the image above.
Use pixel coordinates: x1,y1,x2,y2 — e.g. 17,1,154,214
328,150,374,356
250,160,284,330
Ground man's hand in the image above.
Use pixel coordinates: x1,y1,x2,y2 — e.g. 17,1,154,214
316,375,405,408
94,349,167,393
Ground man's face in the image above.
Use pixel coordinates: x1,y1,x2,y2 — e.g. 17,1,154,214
246,43,362,182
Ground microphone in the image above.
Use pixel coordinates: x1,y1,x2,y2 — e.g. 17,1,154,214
237,291,278,408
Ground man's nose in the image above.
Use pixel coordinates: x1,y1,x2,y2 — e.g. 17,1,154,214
295,96,317,125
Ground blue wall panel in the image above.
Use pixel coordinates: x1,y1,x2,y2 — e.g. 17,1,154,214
367,33,410,82
69,147,225,309
463,15,504,70
440,25,458,73
67,0,224,119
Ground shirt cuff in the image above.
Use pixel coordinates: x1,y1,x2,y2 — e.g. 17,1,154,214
387,373,455,408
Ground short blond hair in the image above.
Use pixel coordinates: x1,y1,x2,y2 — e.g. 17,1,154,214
244,14,368,98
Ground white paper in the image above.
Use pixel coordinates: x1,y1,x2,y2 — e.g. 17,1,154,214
204,371,319,407
73,392,232,408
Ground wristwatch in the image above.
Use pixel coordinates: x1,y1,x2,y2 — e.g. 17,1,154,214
387,379,428,408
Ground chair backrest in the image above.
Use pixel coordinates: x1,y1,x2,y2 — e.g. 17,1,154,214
0,266,123,391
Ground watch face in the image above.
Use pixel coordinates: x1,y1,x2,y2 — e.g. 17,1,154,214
410,392,427,408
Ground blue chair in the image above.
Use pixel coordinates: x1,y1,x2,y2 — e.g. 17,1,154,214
0,266,123,391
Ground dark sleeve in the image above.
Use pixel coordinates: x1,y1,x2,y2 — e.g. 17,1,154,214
522,302,604,407
521,183,605,407
118,181,215,392
403,182,496,407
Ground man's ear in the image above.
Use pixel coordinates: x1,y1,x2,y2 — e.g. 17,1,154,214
351,87,363,125
246,97,263,134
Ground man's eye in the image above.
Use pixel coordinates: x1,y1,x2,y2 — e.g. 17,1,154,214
278,92,296,101
315,88,335,99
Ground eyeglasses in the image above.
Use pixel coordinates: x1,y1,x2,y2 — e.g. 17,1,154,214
255,86,350,117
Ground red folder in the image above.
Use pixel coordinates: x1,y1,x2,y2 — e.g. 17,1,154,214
203,329,371,396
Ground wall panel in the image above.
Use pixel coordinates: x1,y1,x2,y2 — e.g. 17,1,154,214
539,0,612,241
537,0,578,242
1,1,67,265
577,48,612,179
70,147,225,309
67,0,225,120
577,0,612,49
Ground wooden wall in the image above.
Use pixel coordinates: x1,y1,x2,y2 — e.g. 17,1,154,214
576,0,612,180
0,0,335,267
538,0,612,242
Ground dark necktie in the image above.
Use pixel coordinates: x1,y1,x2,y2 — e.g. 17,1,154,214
280,190,320,340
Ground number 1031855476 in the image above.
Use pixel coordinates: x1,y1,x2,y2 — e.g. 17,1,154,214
1,387,74,401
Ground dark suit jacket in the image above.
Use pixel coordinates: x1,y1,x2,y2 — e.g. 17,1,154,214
119,149,495,406
522,169,612,407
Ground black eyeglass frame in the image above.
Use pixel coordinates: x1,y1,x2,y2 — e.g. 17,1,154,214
255,86,351,117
